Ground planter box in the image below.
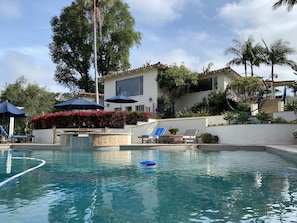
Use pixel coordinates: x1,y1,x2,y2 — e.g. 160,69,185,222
159,135,183,143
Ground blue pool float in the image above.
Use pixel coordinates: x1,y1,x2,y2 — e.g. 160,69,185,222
140,160,156,168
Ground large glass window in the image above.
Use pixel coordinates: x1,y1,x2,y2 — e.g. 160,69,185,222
189,77,217,93
116,76,143,96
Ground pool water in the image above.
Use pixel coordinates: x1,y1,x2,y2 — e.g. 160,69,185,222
0,150,297,223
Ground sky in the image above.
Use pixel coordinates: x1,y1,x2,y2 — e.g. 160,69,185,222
1,0,297,94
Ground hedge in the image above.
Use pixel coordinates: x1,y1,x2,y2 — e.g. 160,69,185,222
31,111,152,129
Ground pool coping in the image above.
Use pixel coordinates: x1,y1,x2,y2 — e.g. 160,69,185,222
1,143,297,163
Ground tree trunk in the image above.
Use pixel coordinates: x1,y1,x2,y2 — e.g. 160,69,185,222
271,64,275,99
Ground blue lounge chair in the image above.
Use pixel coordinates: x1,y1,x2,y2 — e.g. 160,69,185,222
0,125,34,143
140,127,165,143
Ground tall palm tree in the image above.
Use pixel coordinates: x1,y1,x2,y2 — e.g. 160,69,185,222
225,38,250,77
246,41,264,76
273,0,297,11
262,39,296,97
225,36,261,77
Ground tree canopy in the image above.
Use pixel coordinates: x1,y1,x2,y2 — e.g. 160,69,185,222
157,64,198,117
225,37,296,92
262,39,296,95
0,76,58,134
50,0,141,93
225,36,264,77
226,76,266,106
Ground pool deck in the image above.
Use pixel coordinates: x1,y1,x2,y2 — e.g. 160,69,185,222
1,143,297,163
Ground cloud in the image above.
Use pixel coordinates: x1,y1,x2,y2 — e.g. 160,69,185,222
0,0,22,19
0,48,66,92
218,0,297,81
125,0,189,26
219,0,297,44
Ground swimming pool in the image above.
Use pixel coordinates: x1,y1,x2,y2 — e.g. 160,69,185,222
0,149,297,222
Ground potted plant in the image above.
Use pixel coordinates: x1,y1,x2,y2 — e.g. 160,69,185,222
168,128,179,135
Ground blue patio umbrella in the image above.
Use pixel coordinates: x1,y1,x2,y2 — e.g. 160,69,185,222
0,101,29,137
54,98,104,128
0,101,29,117
105,95,137,111
105,95,138,104
54,98,104,110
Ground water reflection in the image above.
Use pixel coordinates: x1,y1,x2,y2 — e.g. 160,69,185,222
0,150,296,222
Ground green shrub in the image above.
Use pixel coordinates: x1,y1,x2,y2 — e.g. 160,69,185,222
190,98,208,113
285,100,297,111
201,133,219,143
271,116,287,124
176,108,195,118
236,112,250,124
237,102,250,112
197,108,211,116
222,111,238,125
255,112,271,124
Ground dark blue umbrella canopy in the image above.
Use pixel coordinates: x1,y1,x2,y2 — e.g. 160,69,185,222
54,98,104,110
105,95,137,103
0,101,29,117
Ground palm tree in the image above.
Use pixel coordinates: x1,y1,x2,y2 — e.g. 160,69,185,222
273,0,297,11
246,41,264,76
225,36,262,77
225,38,250,77
262,39,296,97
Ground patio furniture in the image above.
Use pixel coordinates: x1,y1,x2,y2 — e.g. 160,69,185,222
0,125,34,143
159,135,183,143
183,129,200,143
139,127,165,143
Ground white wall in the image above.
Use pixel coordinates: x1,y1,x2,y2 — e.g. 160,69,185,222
176,73,234,112
131,117,208,143
33,129,54,144
177,91,211,110
33,117,297,145
273,111,297,122
207,124,297,145
103,68,160,112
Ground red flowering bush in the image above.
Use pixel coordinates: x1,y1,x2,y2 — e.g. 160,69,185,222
31,111,152,129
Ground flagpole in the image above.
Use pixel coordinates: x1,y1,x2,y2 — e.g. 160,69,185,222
93,0,99,104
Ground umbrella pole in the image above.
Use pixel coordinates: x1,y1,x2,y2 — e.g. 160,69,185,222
9,117,14,137
78,110,81,129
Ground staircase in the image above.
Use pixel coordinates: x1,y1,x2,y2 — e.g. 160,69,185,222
260,99,280,116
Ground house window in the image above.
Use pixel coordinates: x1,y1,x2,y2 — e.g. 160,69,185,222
213,77,218,90
189,77,216,93
136,105,145,111
116,76,143,96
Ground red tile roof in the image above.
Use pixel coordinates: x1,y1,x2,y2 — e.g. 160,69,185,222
100,62,168,80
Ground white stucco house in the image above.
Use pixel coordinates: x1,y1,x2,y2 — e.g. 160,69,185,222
100,62,241,112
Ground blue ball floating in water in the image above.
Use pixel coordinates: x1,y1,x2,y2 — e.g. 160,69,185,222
140,160,156,168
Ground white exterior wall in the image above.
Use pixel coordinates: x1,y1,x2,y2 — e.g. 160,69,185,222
207,124,297,145
103,68,160,111
219,74,232,90
33,129,54,144
273,111,297,122
131,117,207,143
33,117,297,145
176,73,235,111
177,91,211,110
103,66,239,112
